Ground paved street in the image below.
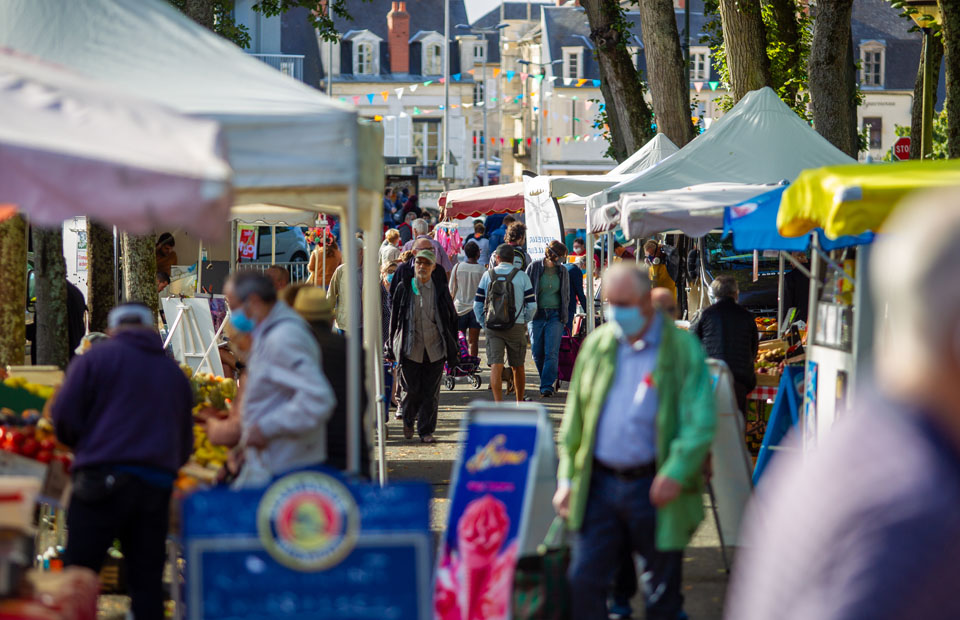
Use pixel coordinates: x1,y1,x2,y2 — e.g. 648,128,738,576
384,350,730,619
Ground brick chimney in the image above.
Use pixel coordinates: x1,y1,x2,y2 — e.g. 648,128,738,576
387,2,410,74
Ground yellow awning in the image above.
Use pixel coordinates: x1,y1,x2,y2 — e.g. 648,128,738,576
778,160,960,239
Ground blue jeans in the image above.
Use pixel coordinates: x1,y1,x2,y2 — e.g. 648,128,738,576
528,309,563,394
568,467,685,620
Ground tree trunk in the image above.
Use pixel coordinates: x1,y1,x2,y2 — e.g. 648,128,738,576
910,32,944,160
940,0,960,158
809,0,858,158
719,0,772,101
86,220,116,333
637,0,696,147
182,0,216,29
122,233,159,316
32,226,69,369
765,0,803,105
581,0,655,162
0,215,27,368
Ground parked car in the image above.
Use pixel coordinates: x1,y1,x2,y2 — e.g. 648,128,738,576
238,226,310,264
475,158,501,186
699,234,779,314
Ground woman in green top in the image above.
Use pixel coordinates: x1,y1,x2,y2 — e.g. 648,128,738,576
525,240,570,398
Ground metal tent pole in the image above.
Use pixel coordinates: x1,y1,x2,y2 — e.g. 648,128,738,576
585,231,595,334
777,251,785,336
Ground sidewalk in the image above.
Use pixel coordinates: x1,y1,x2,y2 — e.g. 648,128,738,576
384,347,730,619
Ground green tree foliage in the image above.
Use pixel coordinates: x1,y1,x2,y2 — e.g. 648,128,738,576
167,0,371,47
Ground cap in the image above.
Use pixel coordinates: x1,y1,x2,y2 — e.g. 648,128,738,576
415,249,437,264
107,304,154,329
292,286,334,322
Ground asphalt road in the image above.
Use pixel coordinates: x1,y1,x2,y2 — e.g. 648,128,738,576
383,347,730,620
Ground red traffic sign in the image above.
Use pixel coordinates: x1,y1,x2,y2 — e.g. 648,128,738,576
893,136,911,160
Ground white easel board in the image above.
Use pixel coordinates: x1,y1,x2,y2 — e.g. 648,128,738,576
162,297,224,377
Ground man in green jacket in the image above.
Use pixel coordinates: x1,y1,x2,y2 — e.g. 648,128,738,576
554,263,716,620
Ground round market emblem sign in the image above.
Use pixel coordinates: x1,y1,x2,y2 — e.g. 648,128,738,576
256,471,359,571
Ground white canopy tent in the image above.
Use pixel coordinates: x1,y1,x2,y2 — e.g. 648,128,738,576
585,87,856,228
612,182,785,239
0,48,232,239
609,133,681,175
0,0,385,479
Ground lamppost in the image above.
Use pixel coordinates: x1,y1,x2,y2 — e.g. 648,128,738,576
903,0,942,159
518,58,562,174
456,23,508,186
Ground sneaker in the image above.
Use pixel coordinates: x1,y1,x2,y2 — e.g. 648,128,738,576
540,389,554,399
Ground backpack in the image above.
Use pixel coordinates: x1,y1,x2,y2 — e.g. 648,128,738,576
484,267,522,331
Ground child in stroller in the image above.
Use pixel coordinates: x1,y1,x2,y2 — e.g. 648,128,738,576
444,331,483,390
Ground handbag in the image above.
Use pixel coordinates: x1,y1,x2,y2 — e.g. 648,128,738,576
512,517,571,620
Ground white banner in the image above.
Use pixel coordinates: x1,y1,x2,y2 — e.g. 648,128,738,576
522,176,563,262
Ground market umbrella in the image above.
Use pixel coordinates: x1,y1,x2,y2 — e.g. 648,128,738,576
440,182,526,219
0,48,232,239
777,159,960,240
724,187,874,251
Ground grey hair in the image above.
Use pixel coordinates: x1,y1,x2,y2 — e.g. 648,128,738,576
710,275,739,300
873,190,960,391
229,272,277,304
603,263,651,297
411,218,428,236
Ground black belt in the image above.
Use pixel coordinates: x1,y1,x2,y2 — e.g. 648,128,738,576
593,459,656,480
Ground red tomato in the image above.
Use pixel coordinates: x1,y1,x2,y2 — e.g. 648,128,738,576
39,439,55,452
20,439,38,458
35,450,52,464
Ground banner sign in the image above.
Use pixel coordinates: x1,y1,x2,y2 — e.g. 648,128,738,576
237,225,257,260
522,176,564,263
182,470,432,619
435,404,555,620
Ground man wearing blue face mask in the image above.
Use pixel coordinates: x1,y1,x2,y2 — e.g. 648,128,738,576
554,263,716,620
223,272,336,487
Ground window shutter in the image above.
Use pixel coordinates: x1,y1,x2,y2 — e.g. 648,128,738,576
397,115,412,156
383,116,397,156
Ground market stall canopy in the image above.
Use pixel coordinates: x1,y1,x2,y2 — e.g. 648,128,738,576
778,159,960,239
0,0,383,228
586,87,856,220
440,182,525,219
724,187,874,251
616,183,783,239
229,205,319,228
609,133,680,175
0,48,232,239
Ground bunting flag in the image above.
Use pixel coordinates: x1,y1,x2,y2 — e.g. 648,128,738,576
467,69,476,75
585,101,594,110
599,103,606,111
493,68,501,78
413,106,421,114
543,109,549,118
490,137,496,145
366,93,375,104
463,102,473,108
381,90,389,102
592,80,600,87
547,76,558,83
439,77,445,84
395,87,405,99
694,82,704,93
352,95,360,105
506,70,516,82
576,78,588,87
453,73,461,81
520,72,529,81
500,137,505,145
526,138,532,146
451,104,459,109
410,84,419,92
536,74,544,82
339,97,347,103
709,81,719,91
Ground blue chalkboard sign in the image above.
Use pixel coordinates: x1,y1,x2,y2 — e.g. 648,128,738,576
182,469,432,620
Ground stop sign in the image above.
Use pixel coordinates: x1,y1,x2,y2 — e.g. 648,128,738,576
893,136,911,160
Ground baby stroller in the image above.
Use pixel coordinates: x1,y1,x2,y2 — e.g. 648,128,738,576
444,332,483,390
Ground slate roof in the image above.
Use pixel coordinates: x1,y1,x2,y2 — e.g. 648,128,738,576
542,2,719,84
470,1,553,63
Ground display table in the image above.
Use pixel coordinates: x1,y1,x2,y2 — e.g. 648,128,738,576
748,384,779,403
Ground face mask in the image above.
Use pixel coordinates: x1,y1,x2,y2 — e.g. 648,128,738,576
230,306,256,334
387,273,395,283
605,304,647,338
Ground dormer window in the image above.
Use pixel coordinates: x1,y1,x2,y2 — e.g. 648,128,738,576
562,46,583,80
344,29,382,76
425,42,443,75
860,40,885,88
474,42,486,64
689,46,710,81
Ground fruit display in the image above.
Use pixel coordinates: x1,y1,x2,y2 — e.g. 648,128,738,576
0,408,71,469
2,377,55,401
180,366,234,473
755,317,778,333
191,424,227,469
756,348,786,375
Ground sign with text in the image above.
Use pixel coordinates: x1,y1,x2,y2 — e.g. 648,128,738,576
435,404,556,620
237,226,257,260
182,470,432,620
522,176,564,263
893,136,911,161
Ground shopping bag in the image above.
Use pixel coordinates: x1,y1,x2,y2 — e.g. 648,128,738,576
512,517,571,620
